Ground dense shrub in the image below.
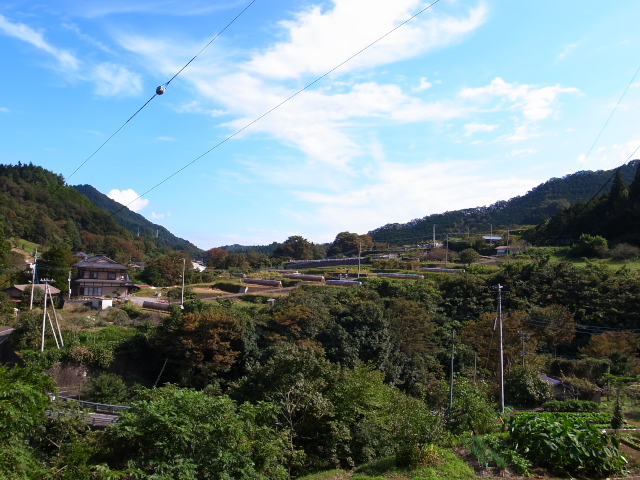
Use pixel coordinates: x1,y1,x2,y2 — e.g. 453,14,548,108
542,399,599,412
509,414,626,475
610,243,639,260
505,366,554,407
549,358,610,384
213,281,242,293
281,278,303,287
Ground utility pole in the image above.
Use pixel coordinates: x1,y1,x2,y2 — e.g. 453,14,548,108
519,331,529,366
30,248,38,310
41,278,53,351
180,258,186,307
498,285,505,413
449,328,456,411
68,270,71,299
432,224,436,246
357,241,362,279
445,233,449,265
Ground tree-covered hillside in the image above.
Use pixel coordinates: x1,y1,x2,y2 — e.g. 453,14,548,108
74,184,201,257
369,160,640,243
525,166,640,246
0,163,201,262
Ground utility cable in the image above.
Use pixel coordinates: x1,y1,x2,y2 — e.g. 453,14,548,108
65,0,257,185
579,63,640,168
110,0,442,217
22,0,258,223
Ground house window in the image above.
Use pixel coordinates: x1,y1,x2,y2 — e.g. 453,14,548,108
84,287,102,296
89,271,99,279
107,272,116,280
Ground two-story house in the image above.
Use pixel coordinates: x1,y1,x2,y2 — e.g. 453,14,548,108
71,256,134,298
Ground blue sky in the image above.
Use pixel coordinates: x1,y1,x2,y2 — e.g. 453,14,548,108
2,0,640,250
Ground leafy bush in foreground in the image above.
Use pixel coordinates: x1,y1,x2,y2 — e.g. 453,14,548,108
509,413,626,475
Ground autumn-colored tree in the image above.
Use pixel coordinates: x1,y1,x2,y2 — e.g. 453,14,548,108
174,307,243,384
530,304,576,354
580,330,640,358
205,247,229,268
460,311,540,375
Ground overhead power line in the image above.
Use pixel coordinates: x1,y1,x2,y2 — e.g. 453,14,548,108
64,0,258,185
109,0,443,218
21,0,258,224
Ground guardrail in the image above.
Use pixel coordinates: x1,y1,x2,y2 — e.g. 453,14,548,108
52,395,132,414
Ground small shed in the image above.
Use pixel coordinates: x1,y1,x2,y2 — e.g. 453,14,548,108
91,297,113,310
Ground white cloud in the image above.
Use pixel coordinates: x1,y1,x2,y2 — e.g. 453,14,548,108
415,77,433,91
0,107,8,113
150,212,165,219
459,77,579,121
246,1,488,79
156,136,176,141
511,148,537,157
578,137,640,168
0,14,79,70
107,189,149,212
91,62,142,96
557,42,578,60
289,159,538,235
464,123,498,136
497,125,541,143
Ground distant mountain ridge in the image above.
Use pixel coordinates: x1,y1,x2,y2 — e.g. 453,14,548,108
73,184,202,256
368,161,639,243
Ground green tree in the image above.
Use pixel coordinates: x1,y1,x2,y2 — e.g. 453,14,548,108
570,234,608,257
505,365,554,407
459,248,480,266
141,251,192,286
446,377,497,435
328,232,374,256
38,244,74,295
83,373,128,405
0,366,55,479
272,236,315,260
102,386,289,480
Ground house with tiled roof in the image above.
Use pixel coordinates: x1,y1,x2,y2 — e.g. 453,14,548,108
71,256,134,298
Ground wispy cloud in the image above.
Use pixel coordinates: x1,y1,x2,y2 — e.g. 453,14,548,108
0,107,8,113
459,77,579,121
107,189,149,212
464,123,498,136
0,14,79,70
246,1,488,79
557,42,578,60
91,62,142,96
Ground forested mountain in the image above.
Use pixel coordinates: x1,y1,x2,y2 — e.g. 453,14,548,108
74,184,201,257
0,163,201,261
369,160,640,243
525,166,640,246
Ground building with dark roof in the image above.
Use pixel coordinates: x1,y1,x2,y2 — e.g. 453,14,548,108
71,256,134,298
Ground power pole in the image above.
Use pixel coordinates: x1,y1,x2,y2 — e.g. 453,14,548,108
357,240,362,279
29,248,38,310
41,278,53,351
497,284,505,413
180,258,186,307
449,328,456,411
519,331,529,366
